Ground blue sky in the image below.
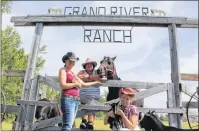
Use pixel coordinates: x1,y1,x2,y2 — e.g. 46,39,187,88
2,1,198,110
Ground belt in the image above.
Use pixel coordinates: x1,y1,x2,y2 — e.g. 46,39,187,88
64,95,80,101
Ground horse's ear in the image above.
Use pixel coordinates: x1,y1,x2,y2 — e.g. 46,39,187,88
151,110,155,114
112,56,117,61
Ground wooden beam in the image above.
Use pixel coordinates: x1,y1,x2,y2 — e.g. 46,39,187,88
79,105,186,114
180,73,198,81
10,15,198,28
16,99,58,107
32,106,186,130
1,70,25,77
39,76,61,91
182,101,198,108
167,84,178,127
1,105,19,113
105,84,168,104
46,75,167,89
32,116,61,130
168,23,182,128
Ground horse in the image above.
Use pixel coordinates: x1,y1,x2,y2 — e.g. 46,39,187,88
12,98,62,130
96,56,144,120
139,111,199,131
35,98,62,126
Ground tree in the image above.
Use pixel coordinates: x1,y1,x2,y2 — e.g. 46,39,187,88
1,2,47,122
1,0,12,13
1,26,46,104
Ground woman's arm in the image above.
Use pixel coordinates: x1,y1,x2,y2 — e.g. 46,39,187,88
77,71,91,82
59,68,80,89
76,76,102,87
121,114,138,130
116,108,138,130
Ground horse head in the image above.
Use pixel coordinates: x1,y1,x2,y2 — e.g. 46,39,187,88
139,111,164,131
97,56,117,79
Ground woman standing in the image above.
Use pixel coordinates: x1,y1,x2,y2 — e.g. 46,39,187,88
59,52,102,131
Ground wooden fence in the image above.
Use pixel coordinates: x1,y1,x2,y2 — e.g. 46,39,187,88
1,72,198,130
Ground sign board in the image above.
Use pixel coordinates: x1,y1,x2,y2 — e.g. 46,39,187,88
180,73,198,81
47,6,166,43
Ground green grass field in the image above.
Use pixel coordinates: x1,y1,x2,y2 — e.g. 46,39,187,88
1,118,198,131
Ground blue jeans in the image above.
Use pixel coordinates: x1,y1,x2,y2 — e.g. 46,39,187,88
60,96,79,131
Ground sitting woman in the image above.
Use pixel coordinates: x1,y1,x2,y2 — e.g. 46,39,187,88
104,88,140,130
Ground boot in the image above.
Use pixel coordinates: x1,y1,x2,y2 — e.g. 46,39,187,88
80,119,87,130
86,121,94,130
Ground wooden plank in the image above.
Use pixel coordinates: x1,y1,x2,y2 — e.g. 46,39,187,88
80,94,102,105
102,80,166,89
21,23,44,100
1,70,25,77
32,116,61,130
79,105,186,114
168,23,182,128
24,76,40,131
105,84,168,104
14,105,26,131
182,101,198,108
16,99,58,107
1,105,19,113
16,96,101,107
10,15,198,28
39,76,61,91
46,75,167,89
167,84,178,128
180,73,198,81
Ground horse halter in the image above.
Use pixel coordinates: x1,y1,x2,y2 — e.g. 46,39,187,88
100,61,116,78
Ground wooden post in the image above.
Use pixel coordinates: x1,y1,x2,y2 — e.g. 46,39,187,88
21,23,43,100
167,84,178,127
15,23,44,131
24,76,40,130
168,23,182,128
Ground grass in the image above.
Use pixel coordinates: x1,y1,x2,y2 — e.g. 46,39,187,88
1,119,198,131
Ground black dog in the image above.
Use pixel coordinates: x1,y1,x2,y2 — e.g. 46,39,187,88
107,102,124,130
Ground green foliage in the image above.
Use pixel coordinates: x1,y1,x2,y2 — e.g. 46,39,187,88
1,0,12,14
1,26,46,121
95,96,106,118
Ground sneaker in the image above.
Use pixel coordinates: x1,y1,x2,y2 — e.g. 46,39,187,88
86,121,94,130
80,119,87,130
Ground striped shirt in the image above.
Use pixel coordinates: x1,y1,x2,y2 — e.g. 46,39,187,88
78,70,100,99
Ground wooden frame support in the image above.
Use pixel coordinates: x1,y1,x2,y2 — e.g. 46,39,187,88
168,23,182,128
